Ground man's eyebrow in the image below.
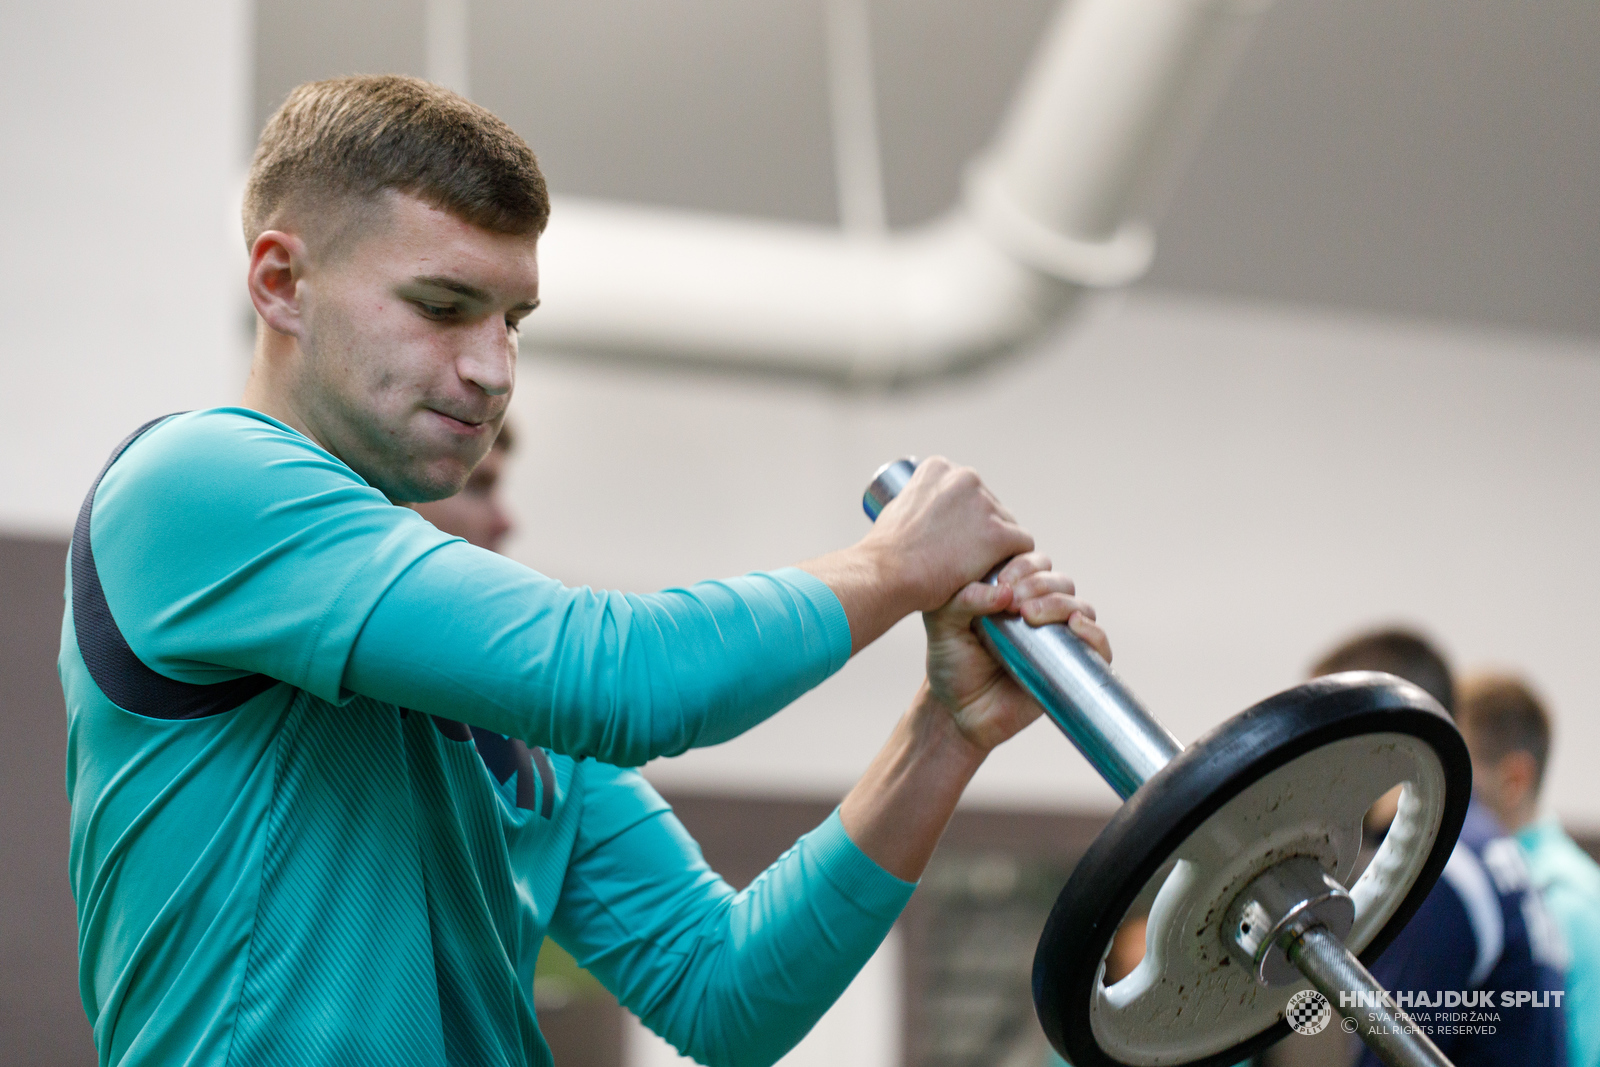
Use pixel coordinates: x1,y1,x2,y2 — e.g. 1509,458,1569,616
410,275,492,302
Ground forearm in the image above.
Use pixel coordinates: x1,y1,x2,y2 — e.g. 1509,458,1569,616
555,798,913,1067
633,698,983,1063
839,682,988,881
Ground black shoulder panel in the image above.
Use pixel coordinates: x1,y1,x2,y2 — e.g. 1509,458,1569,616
71,415,279,719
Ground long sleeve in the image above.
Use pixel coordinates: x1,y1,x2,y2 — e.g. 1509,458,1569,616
343,549,850,764
91,408,852,765
549,765,915,1067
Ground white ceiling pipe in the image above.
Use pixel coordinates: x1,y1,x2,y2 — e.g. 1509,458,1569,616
976,0,1272,244
521,0,1273,386
824,0,890,238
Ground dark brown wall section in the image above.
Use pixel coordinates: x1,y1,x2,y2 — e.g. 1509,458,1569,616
1,535,95,1066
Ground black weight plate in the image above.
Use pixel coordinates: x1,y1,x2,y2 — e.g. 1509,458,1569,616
1033,672,1472,1067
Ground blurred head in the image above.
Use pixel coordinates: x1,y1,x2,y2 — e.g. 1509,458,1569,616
1309,628,1454,717
412,421,517,553
1457,673,1550,832
241,75,548,504
1310,627,1454,833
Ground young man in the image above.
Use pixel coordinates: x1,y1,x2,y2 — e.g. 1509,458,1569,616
60,75,1110,1067
1311,630,1567,1067
1459,673,1600,1067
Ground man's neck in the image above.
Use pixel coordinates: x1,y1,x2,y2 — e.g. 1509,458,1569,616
241,330,320,446
1485,795,1538,835
1504,803,1539,834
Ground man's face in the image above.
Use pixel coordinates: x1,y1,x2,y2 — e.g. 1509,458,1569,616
1458,723,1536,830
412,443,515,553
289,192,540,502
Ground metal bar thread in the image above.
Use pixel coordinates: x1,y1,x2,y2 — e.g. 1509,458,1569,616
1288,925,1454,1067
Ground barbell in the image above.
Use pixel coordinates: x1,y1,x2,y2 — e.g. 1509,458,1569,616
863,459,1472,1067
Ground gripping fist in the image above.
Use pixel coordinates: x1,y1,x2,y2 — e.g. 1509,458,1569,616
922,552,1111,754
862,457,1035,613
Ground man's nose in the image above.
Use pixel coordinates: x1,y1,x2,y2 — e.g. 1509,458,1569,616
459,321,515,396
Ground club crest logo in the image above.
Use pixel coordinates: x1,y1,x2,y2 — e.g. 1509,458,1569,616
1286,989,1332,1036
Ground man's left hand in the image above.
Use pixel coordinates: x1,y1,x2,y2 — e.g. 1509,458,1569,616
923,552,1110,754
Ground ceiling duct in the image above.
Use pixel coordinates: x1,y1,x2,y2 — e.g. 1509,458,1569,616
520,0,1274,386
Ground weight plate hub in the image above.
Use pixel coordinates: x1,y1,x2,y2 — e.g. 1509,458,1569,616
1033,672,1471,1067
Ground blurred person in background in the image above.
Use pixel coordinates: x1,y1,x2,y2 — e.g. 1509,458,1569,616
1459,673,1600,1067
411,418,516,553
1313,630,1454,843
1311,629,1566,1067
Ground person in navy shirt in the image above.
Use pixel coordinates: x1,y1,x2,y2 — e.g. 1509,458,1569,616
1312,629,1567,1067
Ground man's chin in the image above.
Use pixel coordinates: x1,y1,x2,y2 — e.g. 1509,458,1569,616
376,455,476,504
353,426,488,503
392,471,471,504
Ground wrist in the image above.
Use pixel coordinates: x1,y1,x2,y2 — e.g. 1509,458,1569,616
855,530,929,618
837,683,988,882
797,538,928,656
905,683,989,781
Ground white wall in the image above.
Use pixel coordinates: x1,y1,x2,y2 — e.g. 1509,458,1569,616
500,291,1600,828
1,0,251,537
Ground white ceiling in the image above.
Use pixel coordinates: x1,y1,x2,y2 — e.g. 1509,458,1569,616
257,0,1600,336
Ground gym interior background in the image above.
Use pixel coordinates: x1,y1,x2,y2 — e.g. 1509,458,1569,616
4,1,1599,1065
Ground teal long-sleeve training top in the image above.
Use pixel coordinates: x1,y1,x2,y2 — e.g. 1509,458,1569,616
60,408,913,1067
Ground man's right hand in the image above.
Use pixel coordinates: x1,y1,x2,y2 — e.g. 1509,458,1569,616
799,457,1035,655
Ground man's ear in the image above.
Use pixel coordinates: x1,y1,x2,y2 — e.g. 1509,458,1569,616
247,230,309,337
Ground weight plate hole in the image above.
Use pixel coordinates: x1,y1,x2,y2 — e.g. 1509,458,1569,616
1103,912,1149,985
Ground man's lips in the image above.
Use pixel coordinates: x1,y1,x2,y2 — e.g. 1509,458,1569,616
427,408,495,433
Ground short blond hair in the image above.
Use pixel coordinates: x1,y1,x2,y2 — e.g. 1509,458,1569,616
243,75,548,250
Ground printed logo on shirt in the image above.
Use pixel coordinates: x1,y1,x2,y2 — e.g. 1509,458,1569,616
470,726,556,818
413,711,559,818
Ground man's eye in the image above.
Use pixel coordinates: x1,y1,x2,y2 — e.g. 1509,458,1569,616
506,316,521,335
416,301,456,319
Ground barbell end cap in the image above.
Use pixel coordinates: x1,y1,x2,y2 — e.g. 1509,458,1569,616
862,457,918,522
